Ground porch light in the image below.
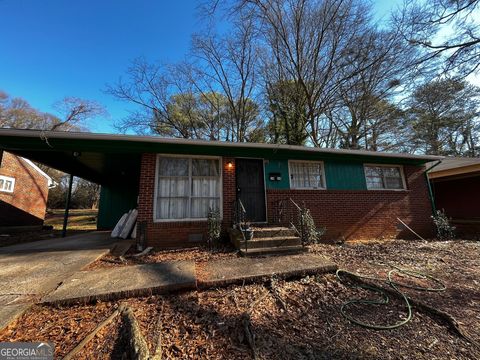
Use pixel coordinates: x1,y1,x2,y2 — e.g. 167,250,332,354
227,161,233,169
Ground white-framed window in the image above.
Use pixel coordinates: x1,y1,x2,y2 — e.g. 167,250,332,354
154,155,222,221
288,160,326,189
364,164,406,190
0,175,15,193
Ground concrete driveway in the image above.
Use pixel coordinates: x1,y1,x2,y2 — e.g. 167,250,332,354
0,231,117,331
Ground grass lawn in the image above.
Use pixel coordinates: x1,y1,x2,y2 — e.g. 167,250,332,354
1,239,479,359
45,208,98,231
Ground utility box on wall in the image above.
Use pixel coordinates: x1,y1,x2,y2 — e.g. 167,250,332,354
269,172,282,181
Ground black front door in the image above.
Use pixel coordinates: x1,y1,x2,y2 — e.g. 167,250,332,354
235,158,266,222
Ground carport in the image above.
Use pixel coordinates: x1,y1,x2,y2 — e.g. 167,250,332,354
0,129,142,233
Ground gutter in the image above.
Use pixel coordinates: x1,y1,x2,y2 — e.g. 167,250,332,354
424,160,442,215
0,128,443,162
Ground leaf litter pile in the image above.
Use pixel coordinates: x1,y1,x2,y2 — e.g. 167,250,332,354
85,244,238,271
1,239,479,359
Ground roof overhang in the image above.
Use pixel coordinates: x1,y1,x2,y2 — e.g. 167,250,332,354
429,164,480,180
0,129,443,185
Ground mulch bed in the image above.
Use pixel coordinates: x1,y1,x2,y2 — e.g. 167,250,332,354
1,239,479,359
0,302,115,358
84,244,239,271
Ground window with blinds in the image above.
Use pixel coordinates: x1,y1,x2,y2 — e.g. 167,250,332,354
155,156,221,220
289,161,326,189
364,165,405,190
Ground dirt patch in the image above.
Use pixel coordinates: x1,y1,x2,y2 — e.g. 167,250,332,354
1,240,479,359
85,244,239,271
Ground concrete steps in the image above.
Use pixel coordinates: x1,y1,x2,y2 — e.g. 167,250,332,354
232,226,305,257
239,245,306,257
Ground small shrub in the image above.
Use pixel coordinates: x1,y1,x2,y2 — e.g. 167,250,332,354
299,207,326,245
431,209,456,240
207,207,222,248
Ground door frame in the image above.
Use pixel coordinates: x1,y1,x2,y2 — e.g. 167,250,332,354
234,157,268,224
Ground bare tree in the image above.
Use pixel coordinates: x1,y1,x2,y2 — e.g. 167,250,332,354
108,13,264,142
396,0,480,76
329,26,416,150
0,91,105,131
190,12,262,142
226,0,390,148
50,97,105,131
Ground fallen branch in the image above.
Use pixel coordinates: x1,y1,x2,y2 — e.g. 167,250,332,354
131,247,153,258
121,306,150,360
63,304,124,360
410,297,478,349
267,277,287,311
247,290,270,313
347,275,478,348
151,301,164,360
397,217,425,241
101,258,127,265
241,313,258,360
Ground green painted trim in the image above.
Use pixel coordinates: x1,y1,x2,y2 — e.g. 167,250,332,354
264,159,290,189
325,161,367,190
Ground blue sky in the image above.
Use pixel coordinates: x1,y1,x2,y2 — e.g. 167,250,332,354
0,0,400,134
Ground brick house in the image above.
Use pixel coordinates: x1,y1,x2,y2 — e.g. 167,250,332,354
0,150,56,227
429,157,480,238
0,130,442,247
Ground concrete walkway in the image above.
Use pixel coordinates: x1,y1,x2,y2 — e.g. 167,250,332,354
42,261,196,305
42,253,336,305
0,232,116,331
198,253,337,288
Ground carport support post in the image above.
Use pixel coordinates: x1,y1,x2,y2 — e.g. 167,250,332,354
62,174,74,238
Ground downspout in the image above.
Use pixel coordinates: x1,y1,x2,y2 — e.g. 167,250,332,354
424,160,442,215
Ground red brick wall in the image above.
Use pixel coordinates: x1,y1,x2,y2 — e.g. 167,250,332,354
138,156,433,248
268,165,433,240
137,154,236,248
0,152,49,226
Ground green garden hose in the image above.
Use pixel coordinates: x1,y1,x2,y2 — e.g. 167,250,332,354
336,265,446,330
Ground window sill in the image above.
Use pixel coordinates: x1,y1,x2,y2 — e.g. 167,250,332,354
290,187,327,190
366,188,408,192
153,218,222,223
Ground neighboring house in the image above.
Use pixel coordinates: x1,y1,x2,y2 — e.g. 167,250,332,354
0,130,441,247
428,157,480,237
0,151,56,227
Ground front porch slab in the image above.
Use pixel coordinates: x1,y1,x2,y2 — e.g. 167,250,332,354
197,253,337,288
